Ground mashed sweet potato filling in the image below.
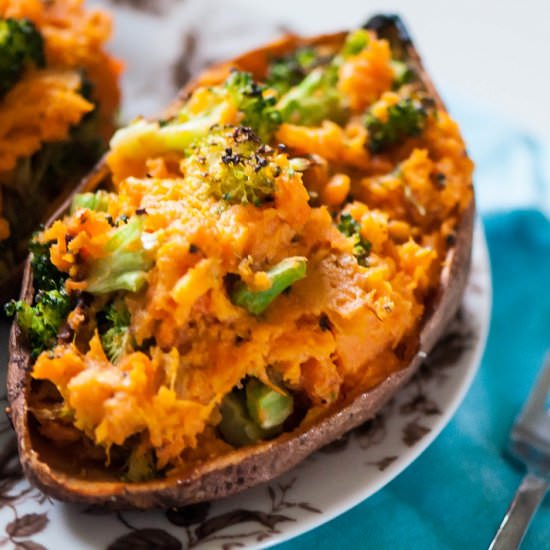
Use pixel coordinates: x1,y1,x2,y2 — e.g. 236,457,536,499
24,30,473,476
0,0,121,251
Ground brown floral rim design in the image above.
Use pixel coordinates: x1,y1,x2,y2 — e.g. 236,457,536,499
0,414,49,549
106,478,320,550
0,306,476,550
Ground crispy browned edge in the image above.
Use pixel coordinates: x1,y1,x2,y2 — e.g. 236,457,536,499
7,18,475,509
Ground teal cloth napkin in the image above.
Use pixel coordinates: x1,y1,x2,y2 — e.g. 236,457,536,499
279,96,550,549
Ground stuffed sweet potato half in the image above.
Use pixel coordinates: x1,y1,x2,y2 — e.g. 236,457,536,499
7,15,474,508
0,0,121,297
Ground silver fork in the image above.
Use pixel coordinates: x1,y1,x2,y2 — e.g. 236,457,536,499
489,354,550,549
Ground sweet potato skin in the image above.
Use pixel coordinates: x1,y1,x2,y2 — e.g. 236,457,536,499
7,14,475,509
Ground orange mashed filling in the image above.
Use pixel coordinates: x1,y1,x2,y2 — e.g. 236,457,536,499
0,0,122,237
30,32,473,472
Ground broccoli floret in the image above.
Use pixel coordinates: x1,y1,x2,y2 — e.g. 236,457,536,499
224,71,282,143
266,47,319,95
273,29,381,127
188,126,293,207
100,300,131,363
0,17,45,97
5,288,71,357
365,97,428,153
28,237,67,292
277,64,345,127
337,213,371,266
5,235,71,356
85,216,153,295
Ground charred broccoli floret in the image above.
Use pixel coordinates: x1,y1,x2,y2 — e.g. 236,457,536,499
365,97,428,153
5,288,71,357
0,17,45,97
224,71,282,143
337,213,371,266
100,300,132,363
187,126,307,207
85,216,153,295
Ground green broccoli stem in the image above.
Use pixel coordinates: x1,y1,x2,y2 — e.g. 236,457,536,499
230,256,307,315
265,46,318,96
246,378,293,429
218,379,292,447
218,390,267,447
341,28,370,57
109,103,228,159
277,67,344,126
70,191,110,214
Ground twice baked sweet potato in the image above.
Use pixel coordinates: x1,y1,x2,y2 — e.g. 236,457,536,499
0,0,121,298
7,14,474,509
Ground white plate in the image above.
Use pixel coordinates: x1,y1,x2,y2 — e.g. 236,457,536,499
0,4,491,547
0,222,490,549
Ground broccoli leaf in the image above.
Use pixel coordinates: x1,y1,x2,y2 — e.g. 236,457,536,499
85,216,153,295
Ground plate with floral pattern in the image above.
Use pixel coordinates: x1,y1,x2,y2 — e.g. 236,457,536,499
0,2,491,548
0,220,490,549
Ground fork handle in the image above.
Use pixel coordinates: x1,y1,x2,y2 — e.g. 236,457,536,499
489,473,549,550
